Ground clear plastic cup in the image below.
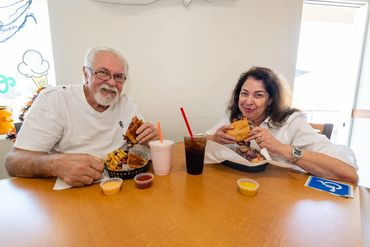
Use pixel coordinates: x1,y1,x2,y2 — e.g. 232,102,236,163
237,178,259,197
184,133,207,175
134,173,154,189
100,178,123,196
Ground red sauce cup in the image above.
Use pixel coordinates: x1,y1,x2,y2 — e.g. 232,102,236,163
134,173,154,189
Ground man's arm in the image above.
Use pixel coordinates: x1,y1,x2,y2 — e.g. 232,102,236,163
5,148,105,187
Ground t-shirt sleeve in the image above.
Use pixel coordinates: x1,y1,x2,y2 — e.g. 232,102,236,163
15,92,63,152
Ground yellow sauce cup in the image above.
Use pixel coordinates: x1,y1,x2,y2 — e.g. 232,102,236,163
100,178,123,196
237,178,259,197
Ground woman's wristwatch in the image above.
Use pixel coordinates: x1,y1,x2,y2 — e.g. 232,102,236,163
289,146,302,163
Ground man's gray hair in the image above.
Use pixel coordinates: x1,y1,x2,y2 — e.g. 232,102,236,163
84,46,129,76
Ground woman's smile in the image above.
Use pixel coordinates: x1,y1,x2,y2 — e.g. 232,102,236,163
242,106,255,113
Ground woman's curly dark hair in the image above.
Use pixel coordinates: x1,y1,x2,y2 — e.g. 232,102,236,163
227,66,299,128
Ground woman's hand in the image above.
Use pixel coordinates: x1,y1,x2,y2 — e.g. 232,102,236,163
246,126,282,154
208,124,236,144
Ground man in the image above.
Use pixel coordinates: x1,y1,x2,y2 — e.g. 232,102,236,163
5,46,159,187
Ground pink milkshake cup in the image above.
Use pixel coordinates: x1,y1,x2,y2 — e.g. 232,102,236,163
149,140,174,175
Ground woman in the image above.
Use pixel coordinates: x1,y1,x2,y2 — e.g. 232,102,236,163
207,67,358,184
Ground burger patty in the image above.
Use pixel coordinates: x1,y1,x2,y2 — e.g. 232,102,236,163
236,147,265,163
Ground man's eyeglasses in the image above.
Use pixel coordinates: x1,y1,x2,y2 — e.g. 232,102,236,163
88,68,126,83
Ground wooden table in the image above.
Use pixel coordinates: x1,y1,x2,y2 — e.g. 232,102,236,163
0,143,363,247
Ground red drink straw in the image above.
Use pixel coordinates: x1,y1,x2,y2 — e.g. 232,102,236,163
157,121,163,144
180,107,193,138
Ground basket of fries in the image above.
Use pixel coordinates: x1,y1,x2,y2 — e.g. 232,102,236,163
104,146,150,180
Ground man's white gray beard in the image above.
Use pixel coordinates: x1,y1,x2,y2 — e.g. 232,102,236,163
93,84,119,106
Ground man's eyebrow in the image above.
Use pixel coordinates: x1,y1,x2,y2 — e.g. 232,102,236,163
96,67,109,71
241,89,266,93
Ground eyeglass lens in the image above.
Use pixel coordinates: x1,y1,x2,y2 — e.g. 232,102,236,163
92,68,125,82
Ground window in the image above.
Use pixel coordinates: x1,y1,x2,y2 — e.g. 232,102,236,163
292,0,368,145
0,0,55,122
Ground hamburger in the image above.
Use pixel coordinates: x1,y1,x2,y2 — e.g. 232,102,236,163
226,118,252,142
127,152,147,169
124,116,143,145
236,147,265,163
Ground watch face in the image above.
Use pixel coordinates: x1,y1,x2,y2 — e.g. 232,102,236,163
293,147,302,156
290,147,302,163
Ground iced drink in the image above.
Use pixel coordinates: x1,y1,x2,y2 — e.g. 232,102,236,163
149,140,174,175
184,133,207,175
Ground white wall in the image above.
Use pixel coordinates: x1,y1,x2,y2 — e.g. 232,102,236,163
48,0,303,141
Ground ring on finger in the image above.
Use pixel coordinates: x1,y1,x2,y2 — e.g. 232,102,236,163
257,137,263,142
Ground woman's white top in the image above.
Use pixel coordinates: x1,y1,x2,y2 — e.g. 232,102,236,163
206,112,357,169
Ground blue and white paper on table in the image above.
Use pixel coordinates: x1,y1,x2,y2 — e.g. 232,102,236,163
305,176,354,198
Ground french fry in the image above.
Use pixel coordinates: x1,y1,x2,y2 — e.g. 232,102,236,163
105,148,127,171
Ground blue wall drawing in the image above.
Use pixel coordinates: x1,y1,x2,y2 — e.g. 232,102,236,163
0,74,16,94
0,0,36,43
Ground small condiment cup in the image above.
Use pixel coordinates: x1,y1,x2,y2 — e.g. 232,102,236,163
134,173,154,189
100,178,123,195
237,178,259,197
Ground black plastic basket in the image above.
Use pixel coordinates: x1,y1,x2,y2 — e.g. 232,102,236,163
105,162,149,180
221,160,268,173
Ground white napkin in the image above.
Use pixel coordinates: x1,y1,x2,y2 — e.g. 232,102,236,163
53,173,108,190
205,140,295,169
53,177,72,190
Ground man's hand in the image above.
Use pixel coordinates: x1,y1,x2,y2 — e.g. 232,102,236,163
53,153,105,187
136,122,159,144
5,148,105,187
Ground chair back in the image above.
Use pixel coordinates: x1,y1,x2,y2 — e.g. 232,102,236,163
14,122,22,133
309,123,334,139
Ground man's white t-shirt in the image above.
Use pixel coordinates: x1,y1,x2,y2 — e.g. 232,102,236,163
15,84,143,158
206,112,357,169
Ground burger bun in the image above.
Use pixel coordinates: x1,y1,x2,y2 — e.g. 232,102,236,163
226,119,250,142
